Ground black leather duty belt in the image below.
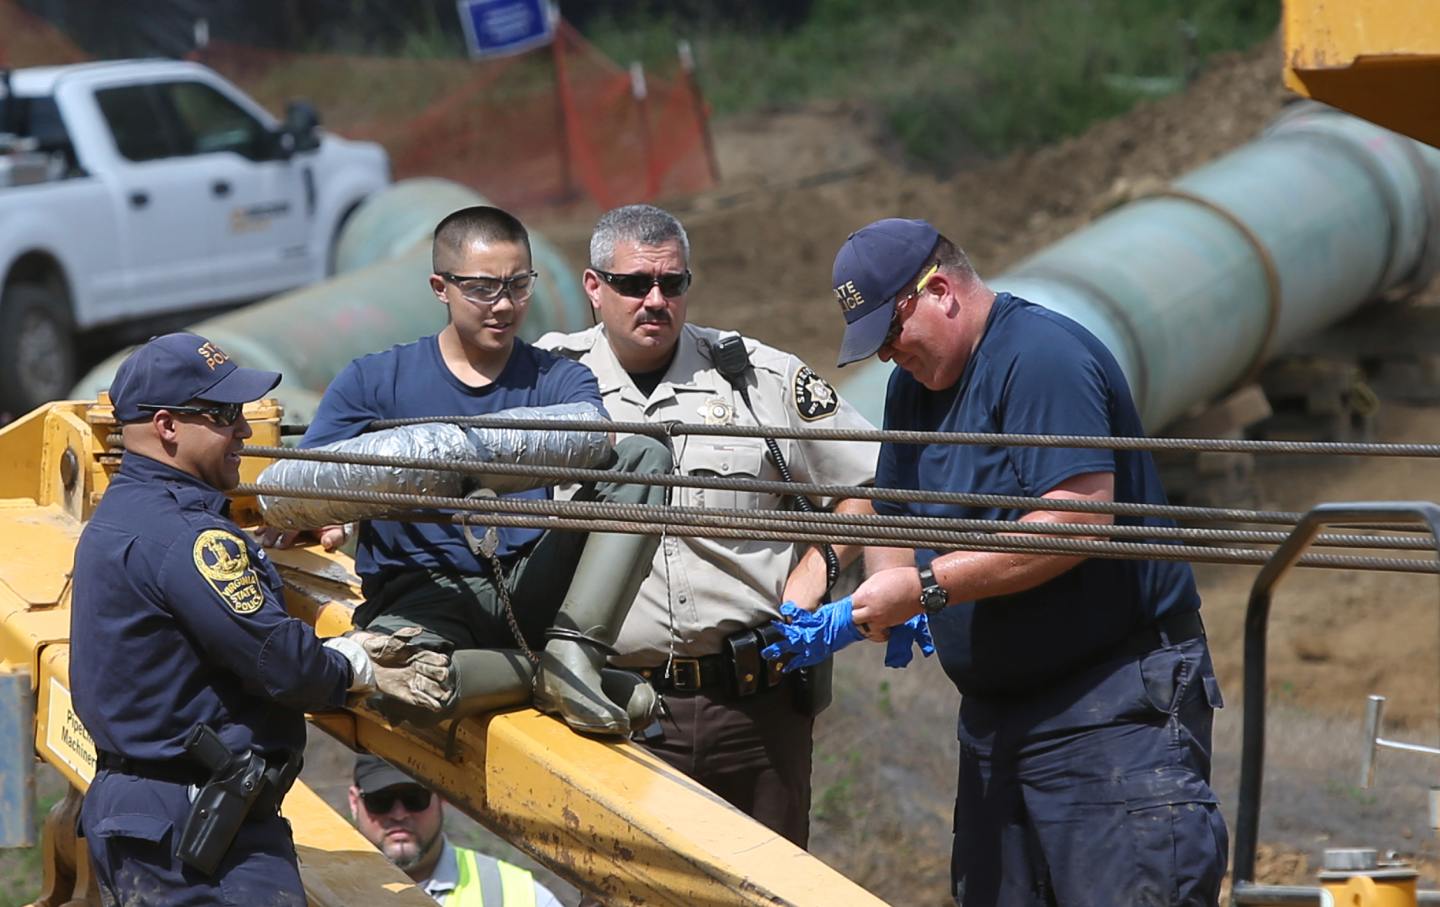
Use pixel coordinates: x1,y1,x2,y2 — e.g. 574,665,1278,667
635,622,793,697
96,751,209,787
1117,609,1205,659
636,650,785,698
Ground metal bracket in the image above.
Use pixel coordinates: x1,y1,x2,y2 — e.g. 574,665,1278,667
1359,693,1440,833
0,665,35,848
1230,501,1440,904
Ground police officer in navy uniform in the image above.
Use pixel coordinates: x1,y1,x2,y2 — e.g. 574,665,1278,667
828,221,1228,906
70,332,452,906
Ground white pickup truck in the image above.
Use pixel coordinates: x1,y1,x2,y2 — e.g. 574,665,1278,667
0,59,390,417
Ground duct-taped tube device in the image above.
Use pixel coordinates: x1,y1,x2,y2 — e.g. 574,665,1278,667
256,403,612,528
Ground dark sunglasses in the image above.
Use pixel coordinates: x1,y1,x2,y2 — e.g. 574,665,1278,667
361,787,433,814
592,268,692,299
135,402,244,427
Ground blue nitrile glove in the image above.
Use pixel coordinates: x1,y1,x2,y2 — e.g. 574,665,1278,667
761,598,865,673
884,613,936,668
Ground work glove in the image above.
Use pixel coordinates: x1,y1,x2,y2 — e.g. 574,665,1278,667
884,614,936,668
761,598,864,673
348,627,454,711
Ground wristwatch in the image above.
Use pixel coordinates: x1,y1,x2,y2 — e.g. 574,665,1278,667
917,565,948,614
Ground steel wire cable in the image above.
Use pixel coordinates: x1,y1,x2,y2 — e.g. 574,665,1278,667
241,444,1324,527
238,471,1433,552
238,483,1440,574
362,414,1440,458
415,512,1435,575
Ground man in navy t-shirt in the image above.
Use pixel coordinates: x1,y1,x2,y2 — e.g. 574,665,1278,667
292,206,672,737
830,219,1227,905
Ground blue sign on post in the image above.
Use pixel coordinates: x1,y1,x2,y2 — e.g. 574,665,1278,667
457,0,556,59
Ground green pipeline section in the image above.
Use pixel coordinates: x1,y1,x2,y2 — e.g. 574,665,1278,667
838,103,1440,430
71,179,592,423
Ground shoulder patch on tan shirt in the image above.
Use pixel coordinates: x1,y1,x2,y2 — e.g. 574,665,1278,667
793,366,839,421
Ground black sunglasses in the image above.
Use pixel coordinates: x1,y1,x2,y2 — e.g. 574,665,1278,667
135,402,244,427
592,268,692,299
362,787,433,814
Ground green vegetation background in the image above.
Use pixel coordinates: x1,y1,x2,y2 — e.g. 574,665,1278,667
582,0,1280,168
0,2,1278,902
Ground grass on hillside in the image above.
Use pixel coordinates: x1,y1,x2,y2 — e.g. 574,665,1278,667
580,0,1280,168
0,767,67,907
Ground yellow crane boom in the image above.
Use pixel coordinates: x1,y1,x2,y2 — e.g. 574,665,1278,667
0,398,885,906
1284,0,1440,147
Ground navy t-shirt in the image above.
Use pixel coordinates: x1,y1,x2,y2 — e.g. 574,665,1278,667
302,335,606,594
875,293,1200,696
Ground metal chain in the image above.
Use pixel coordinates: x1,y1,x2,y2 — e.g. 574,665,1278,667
481,547,539,666
459,490,540,666
362,415,1440,458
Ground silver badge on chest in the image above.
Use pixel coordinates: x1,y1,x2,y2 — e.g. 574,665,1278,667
700,396,735,425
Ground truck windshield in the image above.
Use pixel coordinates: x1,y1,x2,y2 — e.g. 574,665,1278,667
0,94,74,163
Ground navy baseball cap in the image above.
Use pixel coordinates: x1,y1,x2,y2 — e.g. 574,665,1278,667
353,754,418,793
110,332,280,423
832,218,940,367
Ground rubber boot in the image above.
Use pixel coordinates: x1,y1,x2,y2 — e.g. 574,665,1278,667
532,529,660,736
442,649,536,721
600,668,660,730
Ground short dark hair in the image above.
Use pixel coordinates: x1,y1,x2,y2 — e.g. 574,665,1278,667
432,205,531,273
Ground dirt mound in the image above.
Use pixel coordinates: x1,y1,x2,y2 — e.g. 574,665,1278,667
562,31,1440,899
538,34,1290,381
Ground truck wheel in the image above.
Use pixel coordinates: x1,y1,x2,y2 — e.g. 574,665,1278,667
0,283,77,419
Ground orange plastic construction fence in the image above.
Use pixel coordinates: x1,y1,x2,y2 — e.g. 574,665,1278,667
1,4,718,213
0,0,88,67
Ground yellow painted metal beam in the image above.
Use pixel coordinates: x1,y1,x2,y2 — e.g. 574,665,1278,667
285,549,890,905
285,782,437,906
20,645,434,906
1,401,892,906
312,702,888,907
1284,0,1440,147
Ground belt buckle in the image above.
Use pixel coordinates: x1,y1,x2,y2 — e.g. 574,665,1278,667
669,657,702,692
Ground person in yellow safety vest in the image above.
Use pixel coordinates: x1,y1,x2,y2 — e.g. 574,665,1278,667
349,754,565,906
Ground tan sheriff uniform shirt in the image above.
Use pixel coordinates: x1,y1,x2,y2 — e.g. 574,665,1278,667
536,323,878,667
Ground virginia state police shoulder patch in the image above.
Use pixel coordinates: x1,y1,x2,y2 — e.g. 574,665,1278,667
793,366,839,422
192,529,264,614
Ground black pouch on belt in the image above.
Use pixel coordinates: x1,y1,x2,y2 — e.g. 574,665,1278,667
175,724,267,876
751,623,833,717
251,750,303,817
792,658,833,718
726,629,763,697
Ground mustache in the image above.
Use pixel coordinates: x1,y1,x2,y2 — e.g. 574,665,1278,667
637,312,671,326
